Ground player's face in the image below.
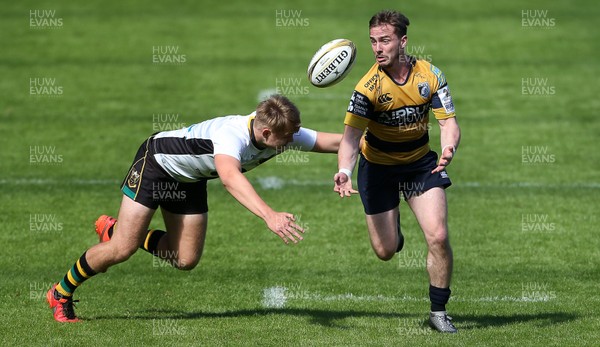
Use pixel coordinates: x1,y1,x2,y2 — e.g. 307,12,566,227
263,129,295,149
369,24,406,69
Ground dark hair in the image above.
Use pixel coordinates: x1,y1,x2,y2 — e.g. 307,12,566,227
369,10,410,38
255,94,301,135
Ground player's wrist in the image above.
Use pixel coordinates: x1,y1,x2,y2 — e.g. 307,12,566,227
442,145,456,157
338,168,353,178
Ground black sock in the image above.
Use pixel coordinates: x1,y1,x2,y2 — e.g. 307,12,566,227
140,229,166,255
429,284,451,312
107,222,115,238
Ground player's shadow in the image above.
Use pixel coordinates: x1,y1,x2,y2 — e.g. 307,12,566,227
456,312,578,330
91,308,410,328
90,308,578,329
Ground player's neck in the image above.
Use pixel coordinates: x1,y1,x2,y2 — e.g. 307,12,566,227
250,122,267,150
385,56,411,84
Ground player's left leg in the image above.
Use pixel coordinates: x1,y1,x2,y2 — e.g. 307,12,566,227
151,208,208,270
407,187,452,287
407,187,457,333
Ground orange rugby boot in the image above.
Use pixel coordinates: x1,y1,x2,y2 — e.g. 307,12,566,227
46,284,80,323
95,215,116,243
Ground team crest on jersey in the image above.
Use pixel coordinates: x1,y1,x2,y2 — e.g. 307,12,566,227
418,82,430,99
128,169,140,188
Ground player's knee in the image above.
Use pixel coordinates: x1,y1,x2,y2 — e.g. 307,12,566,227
173,256,200,271
110,242,138,263
373,245,395,261
426,227,450,250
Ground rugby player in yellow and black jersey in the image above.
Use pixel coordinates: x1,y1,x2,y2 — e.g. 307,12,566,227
334,10,461,333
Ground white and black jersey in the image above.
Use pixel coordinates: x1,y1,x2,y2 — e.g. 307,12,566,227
151,113,317,182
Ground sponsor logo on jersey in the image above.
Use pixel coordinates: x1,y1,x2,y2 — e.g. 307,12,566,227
377,93,393,104
363,74,379,92
437,86,455,114
376,104,429,126
347,91,371,117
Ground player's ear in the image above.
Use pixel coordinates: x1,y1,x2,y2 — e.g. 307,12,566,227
400,35,408,49
262,128,272,140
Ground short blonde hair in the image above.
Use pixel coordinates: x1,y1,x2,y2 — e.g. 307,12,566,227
255,94,301,135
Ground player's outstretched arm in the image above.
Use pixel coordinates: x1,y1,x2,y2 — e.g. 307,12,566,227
432,117,461,174
215,154,304,244
334,125,362,197
311,132,342,153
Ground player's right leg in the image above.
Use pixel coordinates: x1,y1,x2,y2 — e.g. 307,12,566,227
357,155,403,259
95,210,208,270
96,177,210,270
87,196,155,271
48,196,155,322
365,208,400,261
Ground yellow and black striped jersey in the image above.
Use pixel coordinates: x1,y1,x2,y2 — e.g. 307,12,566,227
345,57,456,165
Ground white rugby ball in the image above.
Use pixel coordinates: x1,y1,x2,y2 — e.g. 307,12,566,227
307,39,356,88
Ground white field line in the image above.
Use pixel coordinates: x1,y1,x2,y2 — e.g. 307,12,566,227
253,176,600,190
0,178,120,185
1,176,599,190
261,286,555,309
257,88,347,102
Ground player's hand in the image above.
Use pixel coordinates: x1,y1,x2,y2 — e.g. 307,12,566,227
265,211,304,244
432,146,455,173
333,172,358,198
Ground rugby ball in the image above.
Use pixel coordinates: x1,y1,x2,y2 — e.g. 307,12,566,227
307,39,356,88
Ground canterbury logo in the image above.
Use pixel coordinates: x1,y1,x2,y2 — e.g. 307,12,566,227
377,93,392,104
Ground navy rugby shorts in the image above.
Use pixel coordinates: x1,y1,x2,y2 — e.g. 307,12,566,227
357,151,451,215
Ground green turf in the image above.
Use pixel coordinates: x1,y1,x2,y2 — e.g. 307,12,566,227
1,0,599,346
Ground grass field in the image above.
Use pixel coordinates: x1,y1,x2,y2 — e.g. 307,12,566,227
1,0,599,346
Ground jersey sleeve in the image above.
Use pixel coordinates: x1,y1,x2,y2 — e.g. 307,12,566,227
344,65,379,130
429,64,456,120
344,90,374,130
285,127,317,151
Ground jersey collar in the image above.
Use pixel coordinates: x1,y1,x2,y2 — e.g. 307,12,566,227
379,55,416,86
248,114,265,150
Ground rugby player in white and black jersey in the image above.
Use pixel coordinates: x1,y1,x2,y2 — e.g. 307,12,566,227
46,94,342,322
